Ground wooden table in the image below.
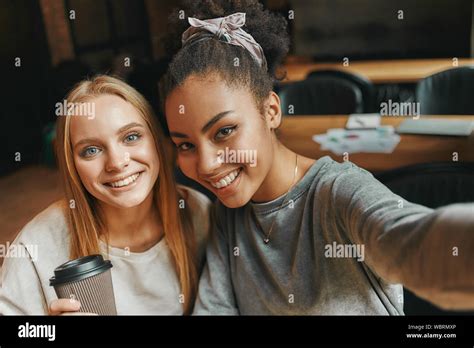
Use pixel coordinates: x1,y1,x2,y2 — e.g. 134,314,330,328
278,115,474,173
282,59,474,84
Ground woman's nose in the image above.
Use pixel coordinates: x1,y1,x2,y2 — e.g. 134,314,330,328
105,146,130,172
197,145,222,176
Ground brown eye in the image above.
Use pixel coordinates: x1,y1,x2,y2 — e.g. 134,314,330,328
178,142,194,152
215,126,237,140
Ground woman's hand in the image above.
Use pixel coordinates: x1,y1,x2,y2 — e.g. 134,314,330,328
48,299,97,315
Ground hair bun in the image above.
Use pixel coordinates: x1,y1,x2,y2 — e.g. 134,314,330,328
165,0,290,78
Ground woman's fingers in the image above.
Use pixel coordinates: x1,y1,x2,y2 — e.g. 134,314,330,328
48,298,81,315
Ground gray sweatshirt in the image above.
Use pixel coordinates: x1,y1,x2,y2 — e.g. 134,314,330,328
193,156,474,315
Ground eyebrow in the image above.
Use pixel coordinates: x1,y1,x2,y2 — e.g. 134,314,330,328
169,110,235,139
73,122,145,149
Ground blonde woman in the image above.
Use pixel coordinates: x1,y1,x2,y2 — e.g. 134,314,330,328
0,75,210,315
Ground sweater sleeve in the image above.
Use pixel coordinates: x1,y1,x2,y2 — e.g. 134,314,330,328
0,242,49,315
325,162,474,310
179,186,212,273
0,201,70,315
192,203,239,315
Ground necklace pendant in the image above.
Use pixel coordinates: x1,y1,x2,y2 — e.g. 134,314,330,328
263,238,270,244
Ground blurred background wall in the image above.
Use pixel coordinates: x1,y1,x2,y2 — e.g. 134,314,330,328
1,0,473,176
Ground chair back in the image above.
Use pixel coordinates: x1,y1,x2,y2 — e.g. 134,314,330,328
279,76,363,115
416,66,474,114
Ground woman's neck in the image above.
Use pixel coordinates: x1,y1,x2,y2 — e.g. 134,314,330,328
98,192,163,252
252,143,315,203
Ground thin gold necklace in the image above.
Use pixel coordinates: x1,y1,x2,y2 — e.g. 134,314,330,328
259,154,299,244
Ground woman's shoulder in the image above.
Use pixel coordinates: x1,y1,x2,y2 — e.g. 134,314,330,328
177,185,212,245
14,200,70,248
316,155,373,178
308,156,377,195
1,200,70,314
178,185,212,209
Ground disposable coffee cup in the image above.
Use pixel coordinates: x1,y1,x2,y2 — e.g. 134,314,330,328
49,254,117,315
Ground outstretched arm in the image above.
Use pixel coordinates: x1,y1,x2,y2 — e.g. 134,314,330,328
327,164,474,310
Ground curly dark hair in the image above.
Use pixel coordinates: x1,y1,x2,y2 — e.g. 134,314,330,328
160,0,290,117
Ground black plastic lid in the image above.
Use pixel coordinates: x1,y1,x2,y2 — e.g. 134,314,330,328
49,254,112,286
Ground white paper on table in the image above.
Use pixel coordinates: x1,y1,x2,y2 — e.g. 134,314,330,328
346,113,381,129
312,126,400,155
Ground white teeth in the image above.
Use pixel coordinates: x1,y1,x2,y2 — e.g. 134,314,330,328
211,169,241,189
108,173,140,188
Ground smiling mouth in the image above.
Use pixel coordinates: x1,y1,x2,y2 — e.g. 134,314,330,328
105,172,143,188
210,167,242,189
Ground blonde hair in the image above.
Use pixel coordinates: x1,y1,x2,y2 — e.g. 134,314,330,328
55,75,197,314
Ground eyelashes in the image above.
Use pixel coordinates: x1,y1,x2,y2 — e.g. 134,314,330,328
215,125,237,140
176,125,238,152
81,146,101,158
124,132,142,143
79,131,142,158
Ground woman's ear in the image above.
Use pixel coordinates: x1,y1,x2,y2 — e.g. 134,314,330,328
264,91,282,130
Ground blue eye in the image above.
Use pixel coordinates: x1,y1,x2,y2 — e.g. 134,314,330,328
125,132,141,143
81,146,101,158
215,126,237,140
